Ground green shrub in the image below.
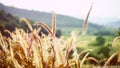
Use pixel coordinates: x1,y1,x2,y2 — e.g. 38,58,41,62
90,36,105,46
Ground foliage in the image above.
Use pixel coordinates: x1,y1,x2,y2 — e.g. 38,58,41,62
0,9,31,37
96,36,105,45
89,45,113,60
93,29,115,36
89,36,105,46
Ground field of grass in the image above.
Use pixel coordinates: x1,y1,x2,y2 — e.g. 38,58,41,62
0,6,120,68
0,12,120,68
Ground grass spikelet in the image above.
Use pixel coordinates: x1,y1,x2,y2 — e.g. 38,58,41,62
0,32,9,53
57,46,65,65
72,46,80,68
82,3,92,36
112,36,120,47
52,11,56,37
32,42,42,68
34,22,54,37
17,37,28,59
7,57,22,68
112,36,120,62
64,38,73,67
9,45,14,57
20,17,33,31
50,42,56,67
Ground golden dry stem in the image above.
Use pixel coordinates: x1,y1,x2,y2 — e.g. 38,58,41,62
52,11,56,37
104,52,118,66
20,17,33,31
82,3,92,36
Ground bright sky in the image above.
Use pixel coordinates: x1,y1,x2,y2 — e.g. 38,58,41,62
0,0,120,19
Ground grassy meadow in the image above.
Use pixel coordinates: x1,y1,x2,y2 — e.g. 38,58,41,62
0,11,120,68
0,5,120,68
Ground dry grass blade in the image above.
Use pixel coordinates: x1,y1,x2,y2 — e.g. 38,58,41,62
82,3,92,36
34,22,54,37
7,57,22,68
112,36,120,47
66,38,73,59
80,53,89,68
112,36,120,62
36,28,41,35
20,17,33,31
18,39,28,59
4,30,12,37
52,11,56,37
78,49,93,58
85,57,99,64
32,43,42,68
118,51,120,62
9,45,14,57
57,47,65,65
0,32,9,53
104,52,118,66
64,38,73,67
50,43,56,67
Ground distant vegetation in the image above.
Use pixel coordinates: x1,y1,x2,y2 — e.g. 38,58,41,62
0,9,62,37
0,9,30,37
0,3,117,36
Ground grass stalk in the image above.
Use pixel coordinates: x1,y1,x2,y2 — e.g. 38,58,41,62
52,11,56,37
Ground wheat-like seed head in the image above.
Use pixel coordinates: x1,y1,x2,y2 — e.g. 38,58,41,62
34,22,54,37
82,3,92,36
20,17,33,31
52,11,56,37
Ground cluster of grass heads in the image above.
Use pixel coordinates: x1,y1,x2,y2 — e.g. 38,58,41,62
0,12,94,68
0,6,120,68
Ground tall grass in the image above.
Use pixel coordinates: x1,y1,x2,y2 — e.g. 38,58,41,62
0,8,120,68
0,11,95,68
82,3,92,36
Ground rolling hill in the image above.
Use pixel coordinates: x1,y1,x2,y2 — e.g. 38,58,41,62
106,20,120,28
0,3,116,35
